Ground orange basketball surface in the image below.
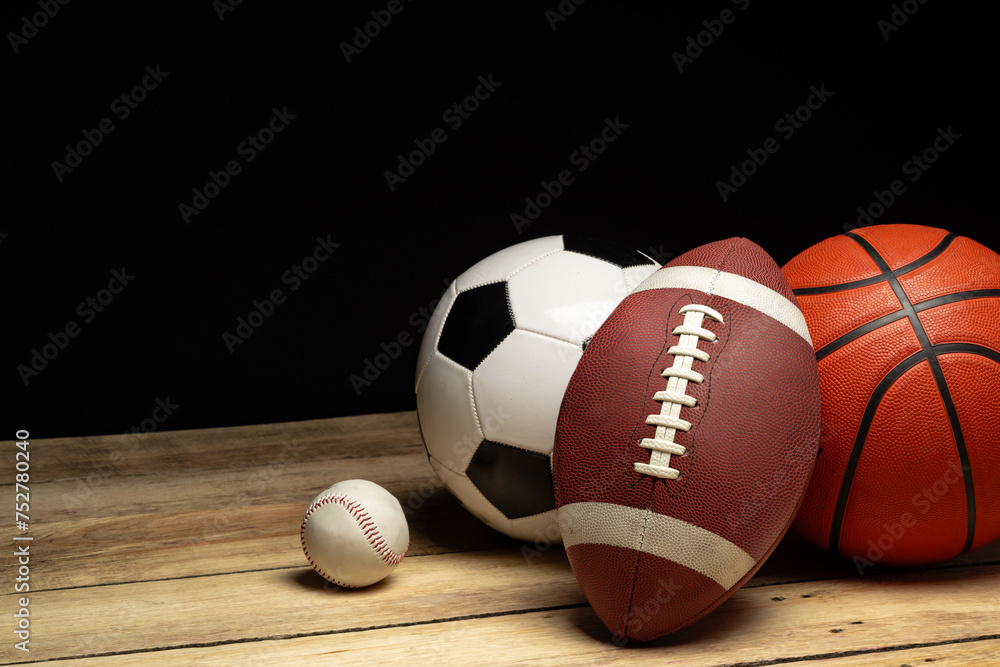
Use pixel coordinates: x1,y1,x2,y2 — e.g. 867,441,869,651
783,224,1000,567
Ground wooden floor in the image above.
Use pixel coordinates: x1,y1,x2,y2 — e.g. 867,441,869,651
2,411,998,665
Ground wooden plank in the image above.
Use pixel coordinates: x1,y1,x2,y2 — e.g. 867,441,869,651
0,411,423,482
7,548,582,663
42,637,1000,667
804,637,1000,666
7,450,511,590
13,562,999,666
750,527,1000,586
7,422,1000,591
4,414,1000,666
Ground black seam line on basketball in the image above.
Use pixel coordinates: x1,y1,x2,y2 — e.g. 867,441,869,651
880,264,977,555
828,350,928,552
933,342,1000,363
21,604,593,665
715,634,1000,667
793,273,886,295
813,289,1000,362
825,341,1000,556
792,232,957,296
814,309,905,362
829,234,976,556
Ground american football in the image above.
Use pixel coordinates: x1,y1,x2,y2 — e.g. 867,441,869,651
552,237,822,641
17,3,997,660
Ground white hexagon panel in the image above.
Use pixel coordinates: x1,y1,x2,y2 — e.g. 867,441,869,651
415,352,482,474
414,234,660,543
454,235,564,293
415,280,458,381
473,329,582,454
508,250,632,345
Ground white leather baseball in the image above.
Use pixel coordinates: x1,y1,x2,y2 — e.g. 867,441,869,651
300,479,409,588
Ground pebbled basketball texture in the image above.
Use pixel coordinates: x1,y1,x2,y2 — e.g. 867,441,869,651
784,223,1000,568
553,237,821,642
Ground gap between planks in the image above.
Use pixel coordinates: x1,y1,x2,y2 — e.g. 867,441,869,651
4,557,998,665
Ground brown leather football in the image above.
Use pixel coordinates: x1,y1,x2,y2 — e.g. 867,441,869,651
552,237,821,642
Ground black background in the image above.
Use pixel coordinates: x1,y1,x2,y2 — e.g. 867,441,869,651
5,1,997,438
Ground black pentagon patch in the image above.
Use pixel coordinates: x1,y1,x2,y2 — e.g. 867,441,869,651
437,282,514,370
466,440,556,519
562,234,654,268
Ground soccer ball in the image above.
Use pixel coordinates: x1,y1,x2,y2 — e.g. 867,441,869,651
414,234,660,542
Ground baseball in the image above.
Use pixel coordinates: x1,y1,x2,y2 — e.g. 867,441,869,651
300,479,409,588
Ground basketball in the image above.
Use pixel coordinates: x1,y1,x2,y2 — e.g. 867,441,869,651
783,224,1000,568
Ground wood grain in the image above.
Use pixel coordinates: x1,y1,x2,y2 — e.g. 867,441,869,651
16,562,1000,665
2,411,998,665
18,411,423,481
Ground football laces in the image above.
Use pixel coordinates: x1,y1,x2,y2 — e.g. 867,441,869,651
635,303,723,479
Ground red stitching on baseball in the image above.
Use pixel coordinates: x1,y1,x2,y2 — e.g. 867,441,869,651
300,491,407,587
